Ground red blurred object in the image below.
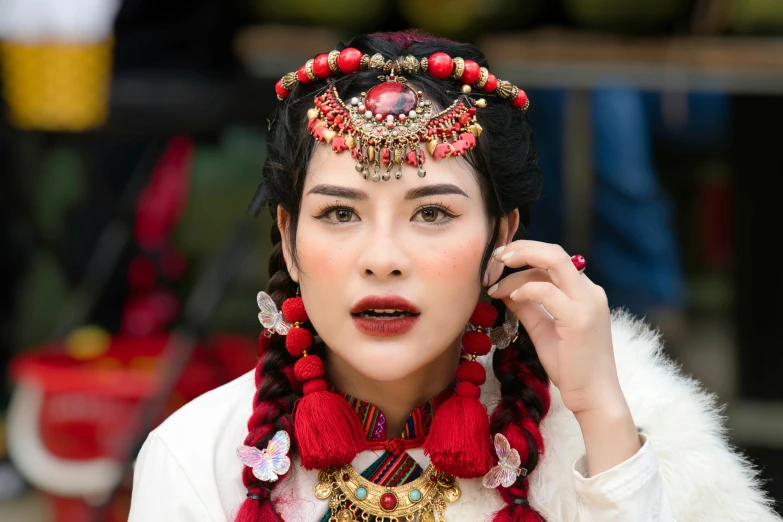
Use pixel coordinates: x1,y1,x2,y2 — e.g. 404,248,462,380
134,136,193,252
698,176,733,268
7,333,256,522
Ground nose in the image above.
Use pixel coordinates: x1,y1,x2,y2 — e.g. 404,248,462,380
358,224,411,281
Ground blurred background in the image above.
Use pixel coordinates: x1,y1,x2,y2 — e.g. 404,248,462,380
0,0,782,520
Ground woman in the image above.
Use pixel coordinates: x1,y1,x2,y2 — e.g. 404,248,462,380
129,31,780,522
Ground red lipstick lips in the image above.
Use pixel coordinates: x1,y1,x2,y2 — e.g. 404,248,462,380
351,295,420,337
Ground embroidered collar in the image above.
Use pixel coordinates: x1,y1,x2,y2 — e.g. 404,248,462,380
336,386,454,451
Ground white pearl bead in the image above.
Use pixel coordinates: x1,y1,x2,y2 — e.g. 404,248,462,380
409,110,417,118
350,97,359,105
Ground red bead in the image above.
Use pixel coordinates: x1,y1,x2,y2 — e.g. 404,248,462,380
456,360,486,385
456,381,482,399
337,47,363,74
297,65,311,84
313,54,332,79
282,296,309,323
286,327,314,357
294,355,325,382
343,473,350,481
428,52,453,79
380,492,398,511
275,80,289,99
510,88,529,109
482,73,498,93
365,82,418,119
458,113,470,126
571,254,587,272
470,302,498,328
462,60,480,85
462,330,492,356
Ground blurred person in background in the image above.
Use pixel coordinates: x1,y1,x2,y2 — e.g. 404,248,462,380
128,31,780,522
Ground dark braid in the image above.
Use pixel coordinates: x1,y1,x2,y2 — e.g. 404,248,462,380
490,319,551,521
234,223,300,522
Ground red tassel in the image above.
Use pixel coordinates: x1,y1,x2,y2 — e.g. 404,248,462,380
423,387,493,477
294,387,367,469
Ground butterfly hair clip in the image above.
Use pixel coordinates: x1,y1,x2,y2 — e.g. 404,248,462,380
257,291,292,338
482,433,527,489
237,430,292,483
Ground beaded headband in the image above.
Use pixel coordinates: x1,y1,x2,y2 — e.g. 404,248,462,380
275,49,529,182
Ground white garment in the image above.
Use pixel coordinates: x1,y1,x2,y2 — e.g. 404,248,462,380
129,311,781,522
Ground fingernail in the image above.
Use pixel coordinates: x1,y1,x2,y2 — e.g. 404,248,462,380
509,289,518,299
487,283,498,295
493,246,505,257
501,251,514,262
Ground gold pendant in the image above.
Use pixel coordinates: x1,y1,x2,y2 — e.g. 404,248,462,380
317,463,460,521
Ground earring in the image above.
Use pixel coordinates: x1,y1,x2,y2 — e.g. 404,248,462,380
490,307,519,350
423,302,497,478
255,291,366,469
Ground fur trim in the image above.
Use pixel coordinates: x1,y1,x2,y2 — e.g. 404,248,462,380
479,309,780,522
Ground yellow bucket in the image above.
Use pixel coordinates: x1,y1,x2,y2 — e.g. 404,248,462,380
0,39,113,131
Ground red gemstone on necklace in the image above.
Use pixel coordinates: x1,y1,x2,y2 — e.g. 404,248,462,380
364,82,418,120
380,492,398,511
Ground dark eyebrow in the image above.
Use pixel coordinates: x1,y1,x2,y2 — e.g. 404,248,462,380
404,183,469,200
306,184,369,201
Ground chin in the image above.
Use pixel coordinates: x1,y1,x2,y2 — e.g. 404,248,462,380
344,339,439,382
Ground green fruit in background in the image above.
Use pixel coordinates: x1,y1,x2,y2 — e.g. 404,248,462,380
732,0,783,34
254,0,388,32
563,0,691,34
399,0,545,38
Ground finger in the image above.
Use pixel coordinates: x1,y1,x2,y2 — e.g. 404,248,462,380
508,281,577,322
509,299,553,338
495,241,586,299
487,268,550,299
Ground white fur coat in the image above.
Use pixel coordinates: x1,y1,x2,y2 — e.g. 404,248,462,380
495,310,780,521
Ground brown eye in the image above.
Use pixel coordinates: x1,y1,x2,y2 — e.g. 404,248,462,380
335,209,354,222
420,208,439,222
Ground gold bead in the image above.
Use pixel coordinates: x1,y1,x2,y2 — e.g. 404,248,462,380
461,84,472,93
328,50,340,73
496,80,514,99
281,72,298,90
476,67,489,89
420,57,429,72
450,57,465,80
305,59,317,82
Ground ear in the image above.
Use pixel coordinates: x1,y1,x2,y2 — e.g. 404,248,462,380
277,205,299,283
482,209,519,287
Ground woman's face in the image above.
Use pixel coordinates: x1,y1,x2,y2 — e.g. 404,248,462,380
280,144,504,383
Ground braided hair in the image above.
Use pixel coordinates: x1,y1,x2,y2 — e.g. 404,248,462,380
238,30,550,522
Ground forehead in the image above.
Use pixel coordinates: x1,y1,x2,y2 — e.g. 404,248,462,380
303,143,482,197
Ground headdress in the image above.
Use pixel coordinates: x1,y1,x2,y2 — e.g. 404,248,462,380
274,49,529,182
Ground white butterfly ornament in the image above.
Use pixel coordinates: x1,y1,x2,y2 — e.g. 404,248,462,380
257,291,292,337
237,430,292,482
482,433,527,489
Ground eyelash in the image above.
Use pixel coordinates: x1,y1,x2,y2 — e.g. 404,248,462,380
314,200,459,225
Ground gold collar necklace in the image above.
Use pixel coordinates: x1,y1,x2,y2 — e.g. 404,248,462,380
314,462,461,522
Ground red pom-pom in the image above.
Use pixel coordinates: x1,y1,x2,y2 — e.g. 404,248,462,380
275,80,289,99
462,60,481,85
456,381,482,399
337,47,363,74
282,297,308,323
482,73,498,93
462,330,492,356
285,327,313,357
313,54,331,79
456,360,486,386
470,302,498,328
297,65,311,84
294,391,366,469
303,378,328,395
428,52,453,79
294,355,324,382
422,394,493,477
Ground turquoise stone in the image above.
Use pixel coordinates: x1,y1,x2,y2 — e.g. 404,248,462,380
409,489,422,502
356,487,368,500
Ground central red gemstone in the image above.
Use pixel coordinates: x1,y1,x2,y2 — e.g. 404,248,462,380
379,492,398,511
364,82,417,119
